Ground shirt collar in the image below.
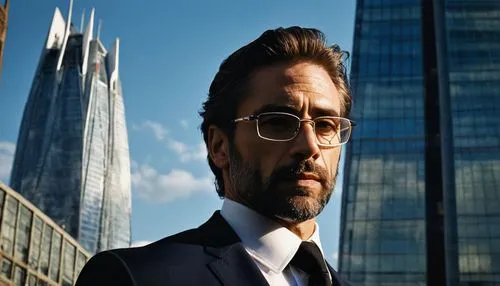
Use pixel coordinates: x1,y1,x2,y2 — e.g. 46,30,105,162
220,198,325,274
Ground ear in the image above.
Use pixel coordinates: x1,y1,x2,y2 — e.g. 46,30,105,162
208,125,229,169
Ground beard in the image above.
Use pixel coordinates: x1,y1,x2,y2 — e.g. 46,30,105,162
228,144,337,223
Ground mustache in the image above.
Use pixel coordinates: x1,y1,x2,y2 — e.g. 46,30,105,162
268,160,330,185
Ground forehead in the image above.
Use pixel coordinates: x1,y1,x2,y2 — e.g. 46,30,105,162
239,62,342,117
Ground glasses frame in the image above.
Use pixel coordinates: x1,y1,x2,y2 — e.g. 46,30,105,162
233,111,356,147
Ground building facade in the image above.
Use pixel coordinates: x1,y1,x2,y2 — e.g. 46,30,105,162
0,182,91,286
9,3,132,254
0,0,9,78
339,0,500,285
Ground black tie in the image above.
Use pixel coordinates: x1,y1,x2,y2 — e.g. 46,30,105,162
290,241,332,286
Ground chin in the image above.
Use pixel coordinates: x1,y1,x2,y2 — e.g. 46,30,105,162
269,196,324,223
276,182,323,198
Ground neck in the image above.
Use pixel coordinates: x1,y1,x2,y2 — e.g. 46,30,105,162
274,217,316,240
224,192,318,240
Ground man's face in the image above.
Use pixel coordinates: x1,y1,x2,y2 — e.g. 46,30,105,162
228,61,343,223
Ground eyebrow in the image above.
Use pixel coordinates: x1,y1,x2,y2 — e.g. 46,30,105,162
252,103,340,117
253,104,299,115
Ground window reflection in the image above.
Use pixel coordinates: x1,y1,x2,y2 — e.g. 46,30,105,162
39,225,52,276
62,240,75,286
13,265,26,286
15,205,32,262
1,196,18,255
1,257,12,279
28,216,43,270
49,232,61,282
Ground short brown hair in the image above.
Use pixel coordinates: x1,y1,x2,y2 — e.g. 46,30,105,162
199,26,352,197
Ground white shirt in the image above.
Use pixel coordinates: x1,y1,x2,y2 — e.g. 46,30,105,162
220,199,331,286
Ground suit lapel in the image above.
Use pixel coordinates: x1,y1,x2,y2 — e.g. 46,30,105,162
207,244,269,286
200,212,269,286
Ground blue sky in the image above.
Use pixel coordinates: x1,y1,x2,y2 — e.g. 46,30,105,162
0,0,355,266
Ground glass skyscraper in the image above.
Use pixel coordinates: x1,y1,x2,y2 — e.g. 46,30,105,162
339,0,500,285
10,3,132,254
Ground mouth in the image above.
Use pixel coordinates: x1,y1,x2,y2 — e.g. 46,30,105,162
279,173,322,189
295,172,321,181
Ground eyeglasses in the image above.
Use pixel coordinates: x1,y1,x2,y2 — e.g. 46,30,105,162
233,111,356,147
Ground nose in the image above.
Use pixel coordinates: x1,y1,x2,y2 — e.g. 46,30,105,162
289,120,321,161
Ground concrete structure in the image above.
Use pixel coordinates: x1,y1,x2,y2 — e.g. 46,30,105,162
339,0,500,285
0,182,91,286
9,1,132,254
0,0,9,78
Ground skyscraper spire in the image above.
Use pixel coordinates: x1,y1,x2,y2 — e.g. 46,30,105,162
97,19,102,41
80,8,85,33
11,2,131,254
108,38,119,92
56,0,74,71
81,8,94,77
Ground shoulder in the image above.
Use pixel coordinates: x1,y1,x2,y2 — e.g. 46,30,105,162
76,211,239,285
114,227,209,263
75,227,211,285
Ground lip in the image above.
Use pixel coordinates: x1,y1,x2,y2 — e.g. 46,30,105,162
295,172,321,181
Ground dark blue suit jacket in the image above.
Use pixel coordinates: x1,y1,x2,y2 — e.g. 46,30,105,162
75,211,352,285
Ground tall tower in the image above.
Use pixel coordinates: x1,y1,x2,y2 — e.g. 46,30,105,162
10,2,132,254
0,0,9,78
339,0,500,285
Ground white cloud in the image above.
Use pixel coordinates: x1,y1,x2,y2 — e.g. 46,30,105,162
133,120,168,141
167,140,207,163
134,119,206,163
130,240,153,248
180,120,189,129
179,142,207,163
131,164,213,203
167,139,188,153
0,141,16,183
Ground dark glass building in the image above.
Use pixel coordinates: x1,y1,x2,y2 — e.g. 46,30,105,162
339,0,500,285
9,3,132,254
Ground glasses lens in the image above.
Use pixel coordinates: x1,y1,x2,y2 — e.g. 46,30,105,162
315,117,351,146
258,113,299,140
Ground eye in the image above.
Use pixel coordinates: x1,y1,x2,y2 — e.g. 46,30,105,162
257,113,299,140
315,118,338,134
259,114,297,132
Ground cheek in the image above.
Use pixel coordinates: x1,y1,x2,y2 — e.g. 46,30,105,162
259,143,287,177
320,148,341,174
234,127,285,172
245,142,286,179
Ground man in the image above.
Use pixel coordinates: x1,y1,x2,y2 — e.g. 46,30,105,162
76,26,354,286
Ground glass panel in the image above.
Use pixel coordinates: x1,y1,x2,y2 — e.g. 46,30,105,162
0,189,5,227
0,195,18,255
29,216,43,270
28,273,37,286
13,265,26,286
62,240,75,286
49,232,61,282
15,205,32,262
39,224,52,276
36,279,48,286
0,258,12,279
75,250,87,278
